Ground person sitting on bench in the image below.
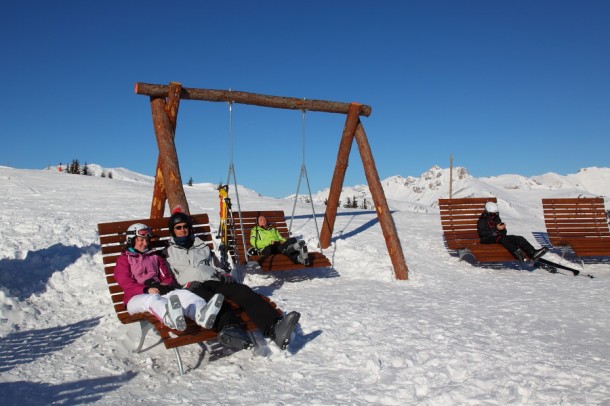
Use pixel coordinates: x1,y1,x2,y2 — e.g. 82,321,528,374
250,215,311,266
114,223,223,332
477,202,548,261
163,209,301,351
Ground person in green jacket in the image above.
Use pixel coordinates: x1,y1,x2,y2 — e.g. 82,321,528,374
250,215,311,266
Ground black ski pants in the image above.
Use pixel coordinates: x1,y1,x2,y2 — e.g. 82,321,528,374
188,280,280,336
496,235,536,258
261,237,300,264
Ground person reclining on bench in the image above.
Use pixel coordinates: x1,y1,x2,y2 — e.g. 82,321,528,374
477,202,548,261
163,209,301,351
249,215,311,266
114,223,224,332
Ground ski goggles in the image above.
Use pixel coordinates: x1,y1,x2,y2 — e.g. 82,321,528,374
173,224,190,231
128,228,154,238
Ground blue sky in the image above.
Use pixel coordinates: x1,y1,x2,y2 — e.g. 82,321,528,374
1,1,609,198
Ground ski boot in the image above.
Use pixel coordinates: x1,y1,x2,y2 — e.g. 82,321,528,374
513,248,526,261
163,294,187,331
284,240,305,255
218,324,254,351
297,245,311,266
271,311,301,350
196,293,224,329
531,247,549,260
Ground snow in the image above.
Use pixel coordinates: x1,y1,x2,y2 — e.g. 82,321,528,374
1,165,609,405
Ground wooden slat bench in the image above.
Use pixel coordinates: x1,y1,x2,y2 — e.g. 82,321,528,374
97,213,279,375
230,210,332,271
439,197,518,263
542,197,610,259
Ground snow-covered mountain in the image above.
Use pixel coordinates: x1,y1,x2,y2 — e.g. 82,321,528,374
307,165,610,212
43,164,610,215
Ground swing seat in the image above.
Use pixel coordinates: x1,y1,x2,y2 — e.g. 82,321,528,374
231,210,332,271
97,213,280,375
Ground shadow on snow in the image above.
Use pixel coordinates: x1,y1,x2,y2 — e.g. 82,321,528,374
0,371,137,405
0,243,98,300
0,317,101,373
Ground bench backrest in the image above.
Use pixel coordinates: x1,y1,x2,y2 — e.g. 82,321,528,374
438,197,497,250
542,198,610,246
97,213,213,323
230,210,289,264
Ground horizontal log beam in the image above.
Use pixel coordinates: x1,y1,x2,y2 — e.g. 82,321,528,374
134,82,372,117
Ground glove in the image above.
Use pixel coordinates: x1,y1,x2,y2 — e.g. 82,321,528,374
219,273,235,284
143,278,175,295
157,284,175,295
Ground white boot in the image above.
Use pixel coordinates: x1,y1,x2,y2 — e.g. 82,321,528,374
163,294,186,331
196,293,224,329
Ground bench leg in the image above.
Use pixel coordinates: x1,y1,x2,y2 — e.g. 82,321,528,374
134,320,154,353
135,320,185,375
457,248,472,261
173,348,184,375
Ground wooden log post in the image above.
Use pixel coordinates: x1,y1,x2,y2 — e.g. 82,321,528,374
149,97,189,215
150,82,183,218
320,103,361,249
355,122,409,280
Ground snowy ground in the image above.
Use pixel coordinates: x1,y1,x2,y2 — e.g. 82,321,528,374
1,166,609,405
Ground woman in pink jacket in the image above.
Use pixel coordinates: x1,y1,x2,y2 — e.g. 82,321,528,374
114,223,223,331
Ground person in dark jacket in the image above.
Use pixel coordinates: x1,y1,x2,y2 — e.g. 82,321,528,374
477,201,548,261
163,209,302,351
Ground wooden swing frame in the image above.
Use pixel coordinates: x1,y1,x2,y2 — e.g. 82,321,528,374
135,82,409,280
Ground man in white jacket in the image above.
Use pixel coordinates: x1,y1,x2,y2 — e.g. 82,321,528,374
164,209,301,351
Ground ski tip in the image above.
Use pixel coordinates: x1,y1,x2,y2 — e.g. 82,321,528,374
573,271,580,276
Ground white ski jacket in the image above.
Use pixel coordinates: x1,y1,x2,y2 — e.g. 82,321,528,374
164,237,220,286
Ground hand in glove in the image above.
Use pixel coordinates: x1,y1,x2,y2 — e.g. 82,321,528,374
157,284,175,295
143,278,175,295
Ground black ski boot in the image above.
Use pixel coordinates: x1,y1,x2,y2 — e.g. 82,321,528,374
284,241,305,255
297,245,311,266
513,248,526,261
271,311,301,350
218,324,254,351
531,247,549,260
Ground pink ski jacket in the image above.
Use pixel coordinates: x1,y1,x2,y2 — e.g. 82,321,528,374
114,249,177,305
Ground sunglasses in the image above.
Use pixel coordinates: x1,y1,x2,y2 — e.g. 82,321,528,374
174,225,190,231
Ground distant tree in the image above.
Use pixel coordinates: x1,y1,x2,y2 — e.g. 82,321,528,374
344,197,352,208
68,159,80,174
188,177,193,187
361,198,369,209
101,171,106,178
351,195,358,208
81,162,91,176
324,198,341,208
108,171,113,179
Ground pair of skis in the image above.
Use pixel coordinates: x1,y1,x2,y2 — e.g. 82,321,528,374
533,257,594,278
217,184,234,272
